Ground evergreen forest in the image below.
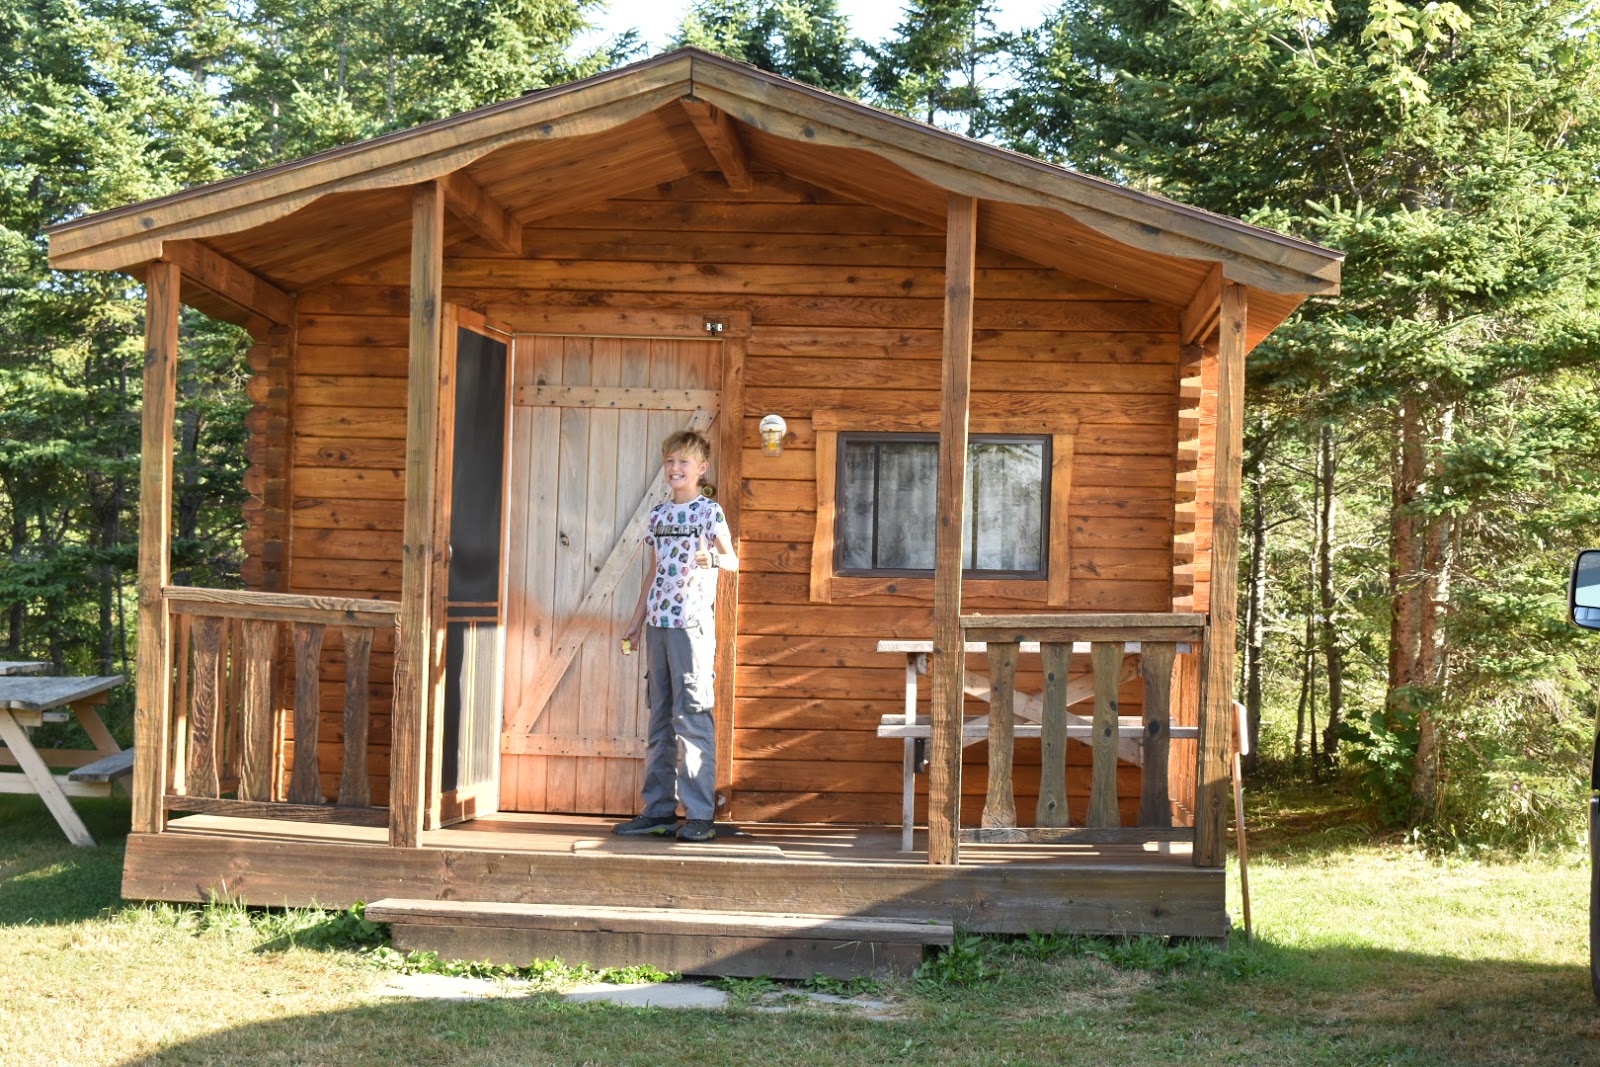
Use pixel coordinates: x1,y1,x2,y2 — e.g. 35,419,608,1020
4,0,1599,849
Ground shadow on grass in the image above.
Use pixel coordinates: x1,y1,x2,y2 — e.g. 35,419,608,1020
95,941,1600,1067
0,794,129,925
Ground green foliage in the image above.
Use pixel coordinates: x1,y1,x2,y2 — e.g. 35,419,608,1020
798,972,882,997
1339,708,1423,826
231,0,625,165
865,0,1011,131
1001,0,1600,844
676,0,864,94
915,931,1002,988
704,973,783,1003
365,945,678,988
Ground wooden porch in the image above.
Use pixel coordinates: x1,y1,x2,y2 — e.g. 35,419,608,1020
122,811,1227,939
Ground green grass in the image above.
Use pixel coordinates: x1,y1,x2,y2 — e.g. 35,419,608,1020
2,790,1596,1066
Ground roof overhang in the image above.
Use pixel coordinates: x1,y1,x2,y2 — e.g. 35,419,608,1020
47,49,1342,344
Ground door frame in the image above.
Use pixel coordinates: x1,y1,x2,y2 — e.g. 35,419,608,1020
427,304,514,829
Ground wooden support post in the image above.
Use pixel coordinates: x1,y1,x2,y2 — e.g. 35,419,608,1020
1196,283,1247,867
713,318,748,811
391,181,445,848
133,259,179,834
928,194,977,866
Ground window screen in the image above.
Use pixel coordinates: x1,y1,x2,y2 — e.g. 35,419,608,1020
836,434,1048,579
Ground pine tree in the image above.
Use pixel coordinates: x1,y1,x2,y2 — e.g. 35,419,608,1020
866,0,1009,133
675,0,864,95
1008,0,1600,832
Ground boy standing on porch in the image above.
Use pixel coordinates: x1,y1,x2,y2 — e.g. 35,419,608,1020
615,430,738,842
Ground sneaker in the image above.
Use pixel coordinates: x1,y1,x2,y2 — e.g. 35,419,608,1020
613,814,677,836
676,819,716,842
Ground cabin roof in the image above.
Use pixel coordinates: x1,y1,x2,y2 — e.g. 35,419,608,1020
46,48,1340,342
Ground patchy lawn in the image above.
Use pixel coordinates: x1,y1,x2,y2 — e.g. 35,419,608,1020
1,791,1595,1067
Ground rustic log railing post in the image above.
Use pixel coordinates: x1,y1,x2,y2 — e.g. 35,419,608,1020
187,615,224,798
1087,641,1123,827
289,622,325,803
132,259,179,834
339,626,374,808
1139,641,1178,827
1036,642,1072,827
928,193,977,865
1196,284,1248,867
981,643,1018,829
390,180,445,848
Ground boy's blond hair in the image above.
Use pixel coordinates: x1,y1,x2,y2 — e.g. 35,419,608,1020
661,430,712,463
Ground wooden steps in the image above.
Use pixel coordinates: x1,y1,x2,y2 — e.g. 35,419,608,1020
365,898,954,979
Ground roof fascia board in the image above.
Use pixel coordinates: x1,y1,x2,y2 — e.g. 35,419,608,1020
688,58,1341,298
49,61,694,272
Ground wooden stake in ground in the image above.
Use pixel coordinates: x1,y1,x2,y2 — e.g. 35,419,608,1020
1232,699,1253,942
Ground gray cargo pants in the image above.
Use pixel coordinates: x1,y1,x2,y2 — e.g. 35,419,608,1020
640,620,717,821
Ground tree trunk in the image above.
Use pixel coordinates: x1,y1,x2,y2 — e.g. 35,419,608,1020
1410,404,1455,819
1243,441,1267,774
172,383,204,587
1307,595,1320,783
1295,640,1309,766
1317,422,1346,764
1388,400,1425,702
6,501,23,655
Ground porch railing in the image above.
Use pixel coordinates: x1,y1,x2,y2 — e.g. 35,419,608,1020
159,587,400,827
957,613,1205,847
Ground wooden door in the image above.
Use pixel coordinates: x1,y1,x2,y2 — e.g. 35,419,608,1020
500,326,726,815
428,309,512,828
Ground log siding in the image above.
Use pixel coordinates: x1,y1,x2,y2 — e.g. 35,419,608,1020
262,169,1192,824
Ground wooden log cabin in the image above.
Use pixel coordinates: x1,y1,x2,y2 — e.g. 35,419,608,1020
46,50,1341,972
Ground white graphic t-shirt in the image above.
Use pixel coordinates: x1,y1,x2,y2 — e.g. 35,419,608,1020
643,495,730,629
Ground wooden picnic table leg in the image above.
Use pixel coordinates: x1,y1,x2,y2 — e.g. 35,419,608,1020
0,708,96,847
71,699,121,756
71,699,124,796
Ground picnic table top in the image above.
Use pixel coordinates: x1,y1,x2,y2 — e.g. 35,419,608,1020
0,661,50,677
0,674,125,712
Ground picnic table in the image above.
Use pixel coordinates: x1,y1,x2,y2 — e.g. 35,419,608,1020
874,640,1197,852
0,674,127,846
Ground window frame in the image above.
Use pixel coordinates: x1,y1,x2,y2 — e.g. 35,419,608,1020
833,431,1051,581
808,410,1077,607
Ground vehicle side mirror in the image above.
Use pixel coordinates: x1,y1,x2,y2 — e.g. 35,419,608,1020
1572,549,1600,631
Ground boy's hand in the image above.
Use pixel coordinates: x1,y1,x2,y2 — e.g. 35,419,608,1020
621,621,641,654
694,533,716,570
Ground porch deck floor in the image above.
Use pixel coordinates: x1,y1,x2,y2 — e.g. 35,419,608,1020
131,813,1224,937
161,811,1196,869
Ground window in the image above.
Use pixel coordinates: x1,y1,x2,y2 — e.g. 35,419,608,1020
835,434,1049,579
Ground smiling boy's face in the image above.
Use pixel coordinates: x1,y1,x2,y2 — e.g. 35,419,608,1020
662,449,708,501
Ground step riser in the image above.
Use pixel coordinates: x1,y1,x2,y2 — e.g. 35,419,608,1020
389,923,926,979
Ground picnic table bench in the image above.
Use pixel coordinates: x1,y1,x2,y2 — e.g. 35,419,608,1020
875,640,1198,852
0,674,127,846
